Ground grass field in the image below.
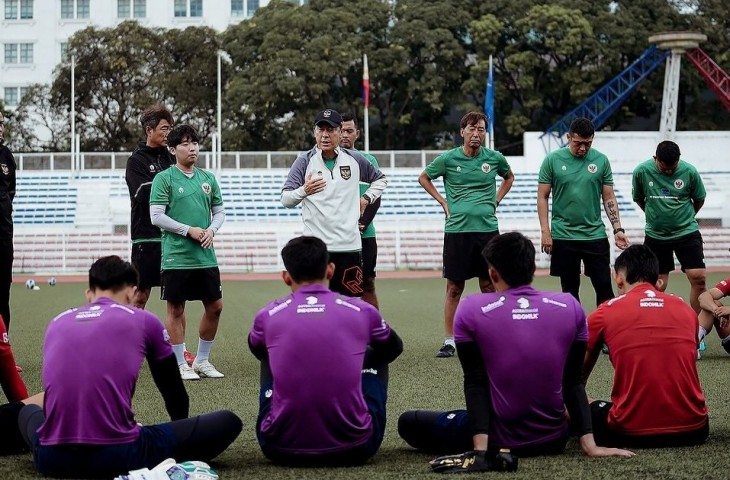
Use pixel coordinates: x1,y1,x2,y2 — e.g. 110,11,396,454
4,272,730,480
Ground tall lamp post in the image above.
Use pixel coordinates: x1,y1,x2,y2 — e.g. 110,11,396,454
216,50,232,170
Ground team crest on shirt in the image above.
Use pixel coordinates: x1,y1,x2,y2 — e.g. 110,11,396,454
481,163,491,173
149,164,156,172
340,166,351,180
201,182,212,194
587,164,598,174
674,179,685,189
1,164,8,175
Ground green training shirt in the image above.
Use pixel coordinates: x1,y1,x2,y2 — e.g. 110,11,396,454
538,147,613,241
358,151,380,239
150,166,223,270
632,159,706,240
424,146,511,233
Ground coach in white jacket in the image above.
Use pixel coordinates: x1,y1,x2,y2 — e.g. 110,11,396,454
282,109,388,297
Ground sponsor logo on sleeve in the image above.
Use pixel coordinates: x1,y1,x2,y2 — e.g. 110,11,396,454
481,296,506,313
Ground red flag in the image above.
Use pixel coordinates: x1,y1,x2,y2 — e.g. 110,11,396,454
363,54,370,109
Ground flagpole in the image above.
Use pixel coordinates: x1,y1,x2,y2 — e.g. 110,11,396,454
71,54,76,171
363,53,370,151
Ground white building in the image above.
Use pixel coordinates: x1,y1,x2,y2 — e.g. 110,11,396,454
0,0,307,107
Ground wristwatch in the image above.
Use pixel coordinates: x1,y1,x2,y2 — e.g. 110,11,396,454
613,228,625,235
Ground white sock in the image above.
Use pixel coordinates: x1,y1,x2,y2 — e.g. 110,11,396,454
444,336,455,347
698,326,707,343
197,338,214,362
172,343,186,366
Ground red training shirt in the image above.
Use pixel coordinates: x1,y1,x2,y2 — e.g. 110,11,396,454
0,319,28,402
587,283,708,435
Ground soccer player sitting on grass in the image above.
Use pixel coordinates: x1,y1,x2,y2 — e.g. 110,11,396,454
0,315,43,456
584,245,709,448
17,256,242,479
398,232,633,473
249,236,403,467
697,277,730,356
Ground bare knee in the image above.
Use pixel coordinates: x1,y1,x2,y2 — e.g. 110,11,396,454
686,269,707,289
446,281,465,300
204,299,223,318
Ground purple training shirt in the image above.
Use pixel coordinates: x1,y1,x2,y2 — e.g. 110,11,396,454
249,284,391,455
39,297,172,445
454,285,587,449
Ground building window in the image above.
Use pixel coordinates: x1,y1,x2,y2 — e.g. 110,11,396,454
174,0,202,17
4,87,28,107
61,0,90,19
248,0,259,16
231,0,243,17
60,42,68,61
4,43,33,64
5,0,33,19
118,0,146,18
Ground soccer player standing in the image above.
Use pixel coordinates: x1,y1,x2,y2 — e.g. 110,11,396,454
399,232,633,469
339,112,382,309
125,105,175,309
538,117,629,307
150,125,226,380
249,236,403,466
584,245,709,447
281,109,387,298
632,140,707,315
0,112,17,334
419,111,514,358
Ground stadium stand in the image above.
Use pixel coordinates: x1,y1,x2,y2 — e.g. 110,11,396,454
10,140,730,273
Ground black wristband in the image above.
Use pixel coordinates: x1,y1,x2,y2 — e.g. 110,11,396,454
613,228,625,235
362,195,372,205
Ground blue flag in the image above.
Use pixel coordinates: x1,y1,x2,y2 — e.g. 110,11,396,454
484,55,495,144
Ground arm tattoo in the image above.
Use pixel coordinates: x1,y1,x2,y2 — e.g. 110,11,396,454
605,199,620,226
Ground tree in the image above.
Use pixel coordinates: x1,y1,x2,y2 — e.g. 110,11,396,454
160,26,222,146
51,21,167,151
11,84,70,152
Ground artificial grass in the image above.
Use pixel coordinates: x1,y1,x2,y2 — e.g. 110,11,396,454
4,273,730,479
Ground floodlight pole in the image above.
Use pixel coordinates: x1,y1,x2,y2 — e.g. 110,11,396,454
71,55,76,172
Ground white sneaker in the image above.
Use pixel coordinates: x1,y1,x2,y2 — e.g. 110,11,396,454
193,360,224,378
179,363,200,381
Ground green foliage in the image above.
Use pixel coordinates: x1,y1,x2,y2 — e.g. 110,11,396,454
26,0,730,153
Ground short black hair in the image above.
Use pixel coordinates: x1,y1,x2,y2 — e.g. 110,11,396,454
167,124,200,148
655,140,681,166
569,117,595,138
482,232,535,287
88,255,139,292
341,113,358,128
613,245,659,285
281,236,330,283
139,104,173,132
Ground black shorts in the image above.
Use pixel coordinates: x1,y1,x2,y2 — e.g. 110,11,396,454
161,267,222,303
443,232,498,281
590,400,709,448
328,251,363,297
643,231,705,274
131,242,162,290
362,237,377,280
550,238,611,278
0,401,27,455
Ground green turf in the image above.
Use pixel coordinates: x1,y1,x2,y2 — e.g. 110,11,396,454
5,272,730,479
